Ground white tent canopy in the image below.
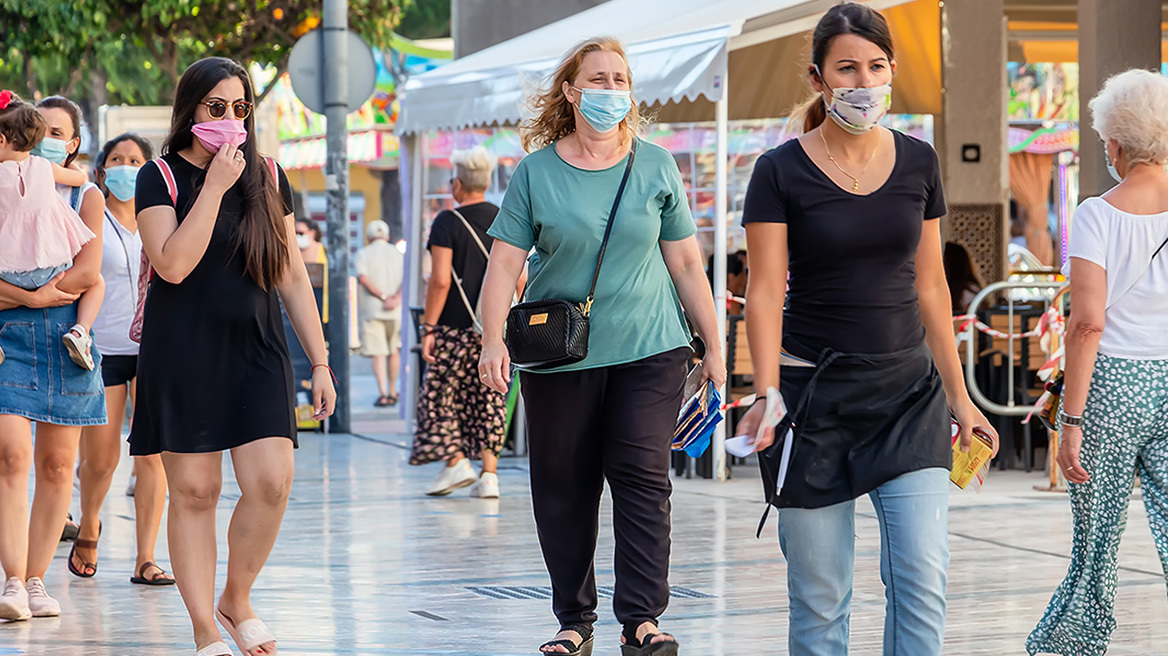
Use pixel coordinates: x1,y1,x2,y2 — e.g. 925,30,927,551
397,0,921,134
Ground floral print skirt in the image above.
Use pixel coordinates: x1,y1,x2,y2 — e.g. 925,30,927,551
410,325,507,466
1027,354,1168,656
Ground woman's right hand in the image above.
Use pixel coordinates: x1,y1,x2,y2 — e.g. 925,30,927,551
735,399,775,453
421,332,437,364
478,337,511,394
28,274,81,308
205,144,246,194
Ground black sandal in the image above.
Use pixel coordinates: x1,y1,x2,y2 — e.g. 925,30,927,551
130,561,176,586
67,520,101,578
539,624,594,655
60,513,79,542
374,395,391,407
621,624,679,656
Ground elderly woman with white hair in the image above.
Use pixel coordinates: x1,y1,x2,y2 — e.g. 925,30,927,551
410,146,517,498
1027,69,1168,656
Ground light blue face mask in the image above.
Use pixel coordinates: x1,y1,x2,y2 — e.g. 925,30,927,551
31,137,71,166
1105,145,1123,183
103,165,140,202
572,86,632,133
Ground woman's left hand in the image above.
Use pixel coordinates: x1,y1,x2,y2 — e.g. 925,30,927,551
1056,425,1089,484
951,398,999,457
701,350,728,390
312,366,337,420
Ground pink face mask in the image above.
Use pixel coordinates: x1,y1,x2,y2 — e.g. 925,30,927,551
191,119,248,153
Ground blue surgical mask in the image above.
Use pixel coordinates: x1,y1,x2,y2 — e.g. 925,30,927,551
572,87,632,133
1105,146,1123,183
103,165,139,202
31,137,70,166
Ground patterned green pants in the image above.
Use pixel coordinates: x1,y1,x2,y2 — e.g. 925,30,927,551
1027,354,1168,656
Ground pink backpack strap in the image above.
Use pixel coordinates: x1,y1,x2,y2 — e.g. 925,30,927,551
154,158,178,205
265,156,278,182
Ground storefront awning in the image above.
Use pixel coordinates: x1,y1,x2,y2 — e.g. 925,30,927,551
397,0,933,134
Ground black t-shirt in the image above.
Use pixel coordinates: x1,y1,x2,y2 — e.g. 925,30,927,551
427,201,499,329
742,130,946,358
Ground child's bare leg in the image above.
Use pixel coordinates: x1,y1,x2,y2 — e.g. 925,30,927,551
63,275,103,370
73,275,104,331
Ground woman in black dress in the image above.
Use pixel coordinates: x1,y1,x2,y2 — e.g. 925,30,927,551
131,58,335,656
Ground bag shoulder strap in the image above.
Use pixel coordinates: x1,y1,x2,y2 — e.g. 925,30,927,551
264,156,279,186
450,208,491,260
447,208,488,324
1107,233,1168,310
583,138,637,316
154,158,178,205
70,184,82,212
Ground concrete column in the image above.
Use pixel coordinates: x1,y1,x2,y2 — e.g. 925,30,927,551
937,0,1008,281
938,0,1007,208
1078,0,1162,199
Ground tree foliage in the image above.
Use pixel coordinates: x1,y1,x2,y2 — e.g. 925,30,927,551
396,0,449,40
0,0,410,128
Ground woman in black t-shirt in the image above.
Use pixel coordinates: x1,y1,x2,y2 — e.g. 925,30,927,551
736,5,998,655
131,58,334,656
411,146,524,498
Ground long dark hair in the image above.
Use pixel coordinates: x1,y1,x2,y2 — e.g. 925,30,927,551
944,242,983,315
790,3,895,134
37,96,83,166
95,133,154,198
163,57,288,290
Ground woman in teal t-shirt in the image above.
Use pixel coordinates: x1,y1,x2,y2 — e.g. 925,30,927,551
479,37,725,656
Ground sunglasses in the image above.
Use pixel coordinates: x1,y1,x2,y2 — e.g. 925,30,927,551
200,99,253,120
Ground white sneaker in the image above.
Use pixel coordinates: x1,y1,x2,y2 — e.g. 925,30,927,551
125,473,137,497
0,577,30,621
470,472,500,499
25,577,60,617
426,459,477,496
63,325,95,371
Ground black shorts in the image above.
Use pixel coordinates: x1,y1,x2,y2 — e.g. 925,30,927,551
100,355,138,388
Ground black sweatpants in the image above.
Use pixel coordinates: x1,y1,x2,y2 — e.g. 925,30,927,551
520,347,689,630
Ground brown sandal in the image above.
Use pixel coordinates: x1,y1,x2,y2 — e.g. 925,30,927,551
67,520,101,578
130,561,175,586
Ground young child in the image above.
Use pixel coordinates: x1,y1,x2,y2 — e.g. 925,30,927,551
0,89,103,370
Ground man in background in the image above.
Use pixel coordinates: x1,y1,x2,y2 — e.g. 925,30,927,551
356,221,404,406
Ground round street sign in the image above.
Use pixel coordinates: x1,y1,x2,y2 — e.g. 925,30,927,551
288,29,377,115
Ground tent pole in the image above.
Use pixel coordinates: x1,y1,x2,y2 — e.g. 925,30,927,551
404,133,425,433
713,84,729,482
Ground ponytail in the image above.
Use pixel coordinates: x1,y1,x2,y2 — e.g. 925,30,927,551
788,94,827,136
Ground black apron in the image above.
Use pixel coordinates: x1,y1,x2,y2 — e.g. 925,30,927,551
756,341,950,532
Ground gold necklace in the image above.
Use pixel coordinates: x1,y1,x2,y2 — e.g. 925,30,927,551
819,128,879,193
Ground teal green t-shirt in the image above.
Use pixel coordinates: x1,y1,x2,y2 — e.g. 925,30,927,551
489,138,696,373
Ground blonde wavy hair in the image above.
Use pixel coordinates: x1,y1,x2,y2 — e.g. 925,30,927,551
520,37,641,152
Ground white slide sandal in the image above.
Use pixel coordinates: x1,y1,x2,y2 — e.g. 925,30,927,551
217,607,277,655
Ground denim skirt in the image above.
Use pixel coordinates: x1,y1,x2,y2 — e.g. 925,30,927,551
0,304,106,426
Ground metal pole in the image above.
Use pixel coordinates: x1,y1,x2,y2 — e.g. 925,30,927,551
712,88,729,482
323,0,351,433
404,133,425,433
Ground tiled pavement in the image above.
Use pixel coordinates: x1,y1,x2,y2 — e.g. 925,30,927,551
4,374,1168,655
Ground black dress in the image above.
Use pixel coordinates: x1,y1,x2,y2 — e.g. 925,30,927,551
129,152,298,455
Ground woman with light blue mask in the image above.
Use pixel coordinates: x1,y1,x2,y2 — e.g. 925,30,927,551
66,133,175,588
479,37,725,656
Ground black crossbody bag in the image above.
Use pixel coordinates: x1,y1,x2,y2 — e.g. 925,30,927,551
505,140,637,369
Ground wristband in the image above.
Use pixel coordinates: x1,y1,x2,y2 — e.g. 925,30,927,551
311,363,338,385
1057,409,1083,427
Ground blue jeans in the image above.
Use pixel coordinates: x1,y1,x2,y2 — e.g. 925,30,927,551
777,467,950,656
